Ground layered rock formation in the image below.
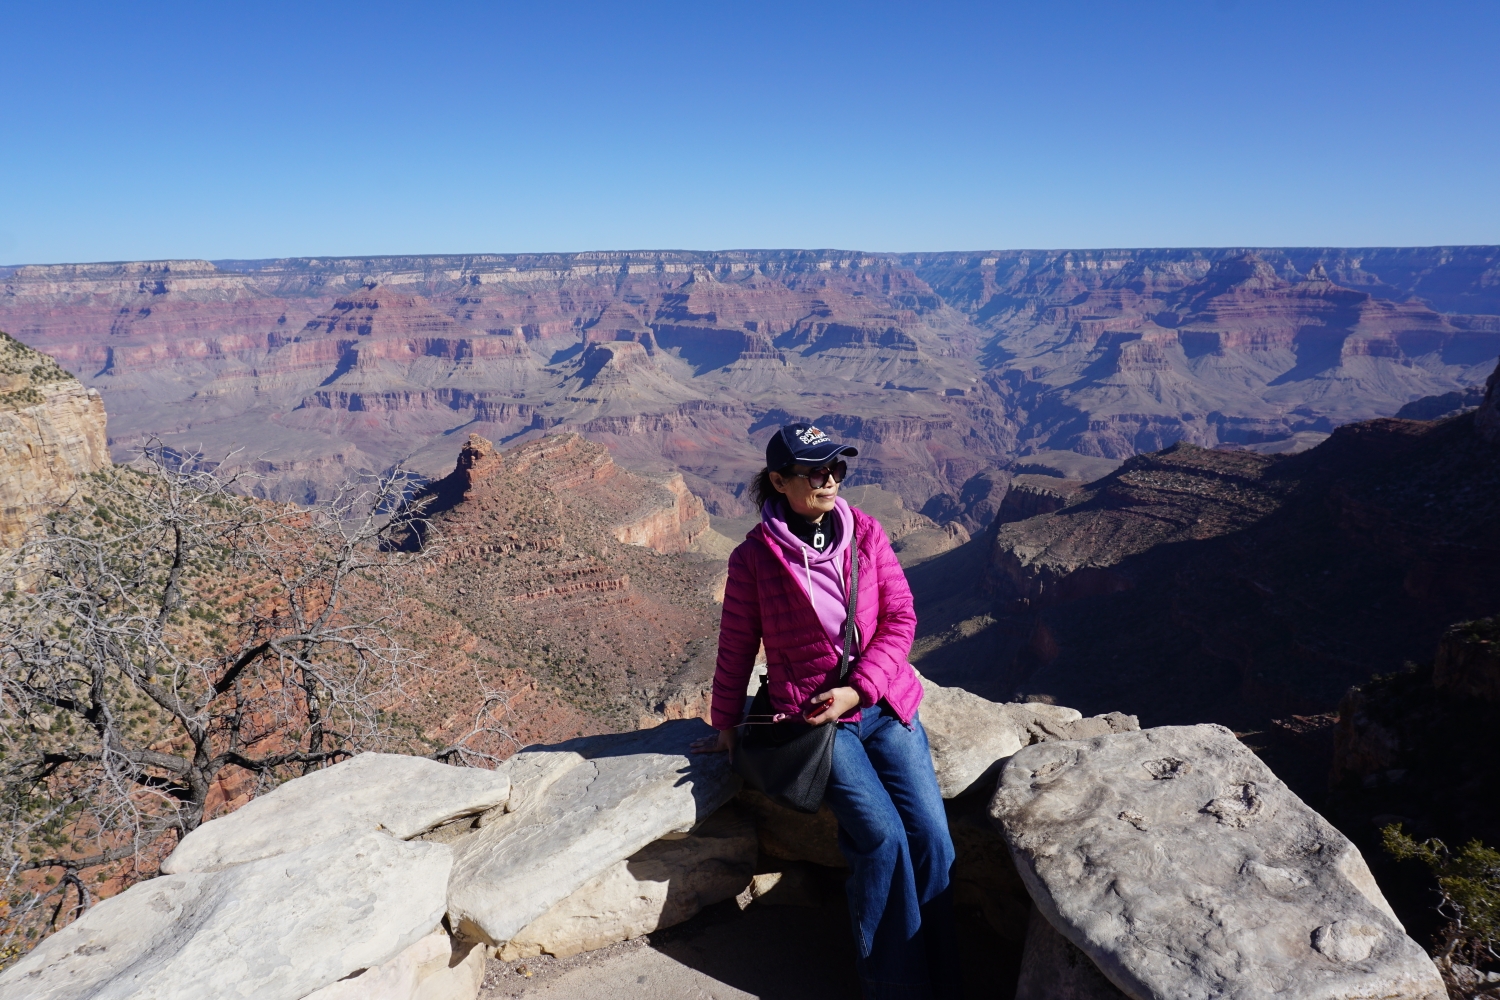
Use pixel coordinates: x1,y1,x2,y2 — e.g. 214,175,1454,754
1395,382,1488,420
986,252,1500,458
3,248,1496,515
988,445,1291,612
993,473,1084,526
949,355,1500,730
0,331,109,548
391,432,728,739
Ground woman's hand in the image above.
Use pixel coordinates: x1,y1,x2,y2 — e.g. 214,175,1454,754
805,686,860,726
690,728,736,756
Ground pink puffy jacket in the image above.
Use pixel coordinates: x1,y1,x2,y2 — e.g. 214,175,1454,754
710,505,923,731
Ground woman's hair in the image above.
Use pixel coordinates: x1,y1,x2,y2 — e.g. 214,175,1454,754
749,466,787,509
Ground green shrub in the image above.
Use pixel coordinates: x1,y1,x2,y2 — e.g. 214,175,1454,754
1384,823,1500,966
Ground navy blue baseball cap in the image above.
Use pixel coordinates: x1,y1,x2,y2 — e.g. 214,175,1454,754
766,423,858,470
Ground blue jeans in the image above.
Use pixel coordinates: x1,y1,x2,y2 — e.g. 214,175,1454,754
825,705,960,1000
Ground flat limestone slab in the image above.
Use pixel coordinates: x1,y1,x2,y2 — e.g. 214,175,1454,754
163,752,511,873
992,724,1445,1000
502,804,755,960
447,719,739,947
0,831,451,1000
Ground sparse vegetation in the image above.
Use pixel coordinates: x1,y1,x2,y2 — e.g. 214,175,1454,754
1384,823,1500,980
0,330,73,409
0,449,506,964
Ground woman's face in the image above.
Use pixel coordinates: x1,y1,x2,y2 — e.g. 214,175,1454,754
770,463,842,520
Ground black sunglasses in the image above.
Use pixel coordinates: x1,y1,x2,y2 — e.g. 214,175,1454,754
786,460,847,489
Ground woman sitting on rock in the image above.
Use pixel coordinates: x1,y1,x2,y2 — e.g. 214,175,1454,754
692,423,958,1000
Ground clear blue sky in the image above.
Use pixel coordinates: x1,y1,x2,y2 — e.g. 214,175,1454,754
2,0,1496,264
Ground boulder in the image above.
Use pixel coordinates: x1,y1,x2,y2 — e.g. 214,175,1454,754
302,929,485,1000
917,671,1138,798
917,673,1052,798
992,724,1446,1000
446,719,740,948
1015,908,1129,1000
162,752,511,873
0,831,451,1000
500,803,756,959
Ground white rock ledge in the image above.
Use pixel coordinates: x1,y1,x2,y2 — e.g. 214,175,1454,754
446,718,739,948
991,724,1446,1000
0,831,452,1000
500,803,756,960
162,752,511,875
302,928,485,1000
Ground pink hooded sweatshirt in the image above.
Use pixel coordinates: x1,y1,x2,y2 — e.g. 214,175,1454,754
759,499,857,659
710,496,923,731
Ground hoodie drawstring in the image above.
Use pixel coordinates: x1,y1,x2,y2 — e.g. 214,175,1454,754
802,547,815,615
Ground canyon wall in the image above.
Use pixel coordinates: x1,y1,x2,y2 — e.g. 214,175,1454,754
0,332,109,549
943,356,1500,729
3,247,1496,514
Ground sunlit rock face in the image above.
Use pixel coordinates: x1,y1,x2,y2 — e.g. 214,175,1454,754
0,330,109,550
993,724,1446,1000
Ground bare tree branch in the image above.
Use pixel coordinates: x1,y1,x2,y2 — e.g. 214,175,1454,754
0,444,488,965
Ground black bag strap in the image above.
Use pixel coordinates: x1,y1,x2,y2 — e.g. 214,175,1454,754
836,525,859,682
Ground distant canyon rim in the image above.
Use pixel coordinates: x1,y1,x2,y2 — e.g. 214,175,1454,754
4,246,1497,513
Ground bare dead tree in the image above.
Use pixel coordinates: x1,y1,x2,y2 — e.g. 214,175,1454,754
0,448,455,961
428,670,524,768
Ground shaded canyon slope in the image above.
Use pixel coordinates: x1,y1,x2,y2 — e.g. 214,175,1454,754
3,247,1497,514
914,356,1500,739
1331,616,1500,850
